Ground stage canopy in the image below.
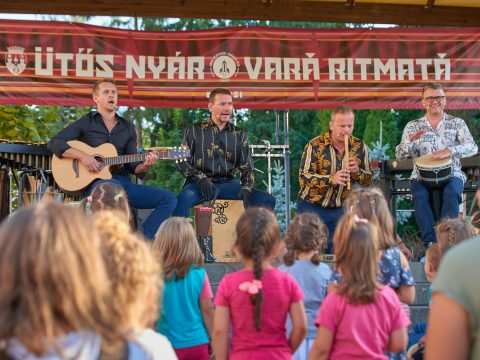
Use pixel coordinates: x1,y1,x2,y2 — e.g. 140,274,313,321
2,0,479,27
1,20,479,109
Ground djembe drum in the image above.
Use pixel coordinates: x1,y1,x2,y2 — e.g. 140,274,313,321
415,154,453,189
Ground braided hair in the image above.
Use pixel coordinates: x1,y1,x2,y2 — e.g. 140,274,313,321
235,208,280,331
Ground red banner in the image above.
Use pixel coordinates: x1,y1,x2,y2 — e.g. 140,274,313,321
1,20,480,109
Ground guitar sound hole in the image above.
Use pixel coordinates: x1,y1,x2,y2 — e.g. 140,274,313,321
93,155,105,170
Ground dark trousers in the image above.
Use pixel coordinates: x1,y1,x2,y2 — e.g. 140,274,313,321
410,177,463,246
296,198,344,254
172,178,276,217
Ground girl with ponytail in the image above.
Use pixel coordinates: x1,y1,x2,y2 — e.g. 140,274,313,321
212,207,307,360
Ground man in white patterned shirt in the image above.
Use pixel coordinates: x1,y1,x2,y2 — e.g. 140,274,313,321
396,83,478,248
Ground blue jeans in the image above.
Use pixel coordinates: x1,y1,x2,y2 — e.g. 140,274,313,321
172,178,276,217
410,177,463,246
88,174,177,240
296,198,344,254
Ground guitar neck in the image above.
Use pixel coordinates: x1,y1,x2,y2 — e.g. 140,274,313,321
104,150,175,166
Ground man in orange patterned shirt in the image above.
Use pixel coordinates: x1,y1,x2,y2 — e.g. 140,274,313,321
297,105,373,253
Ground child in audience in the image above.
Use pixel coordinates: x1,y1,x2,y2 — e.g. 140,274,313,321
278,212,332,360
212,207,307,360
0,202,143,358
407,243,441,359
94,210,177,359
152,217,214,360
435,218,475,256
309,213,410,359
81,181,132,224
344,187,416,305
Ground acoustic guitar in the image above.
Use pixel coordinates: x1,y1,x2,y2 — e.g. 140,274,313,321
52,140,190,194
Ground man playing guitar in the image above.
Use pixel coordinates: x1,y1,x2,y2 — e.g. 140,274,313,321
48,78,177,239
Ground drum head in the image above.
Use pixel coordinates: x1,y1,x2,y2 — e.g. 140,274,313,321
416,154,452,169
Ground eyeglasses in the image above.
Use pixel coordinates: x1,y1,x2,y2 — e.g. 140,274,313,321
424,96,446,102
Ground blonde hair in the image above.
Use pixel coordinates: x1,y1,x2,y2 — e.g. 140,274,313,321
94,210,162,331
345,186,396,249
0,202,117,355
235,207,280,331
82,182,132,225
283,212,327,266
333,213,380,304
436,218,475,256
152,217,204,281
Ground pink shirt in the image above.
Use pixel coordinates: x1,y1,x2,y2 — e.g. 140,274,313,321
315,286,410,360
215,268,304,360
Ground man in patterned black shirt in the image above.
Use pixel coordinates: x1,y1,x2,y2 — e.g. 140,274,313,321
298,105,373,253
173,88,276,217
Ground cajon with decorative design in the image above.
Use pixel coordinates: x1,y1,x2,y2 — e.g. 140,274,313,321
212,200,244,262
194,200,244,262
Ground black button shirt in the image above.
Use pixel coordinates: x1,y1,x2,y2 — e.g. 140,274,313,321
47,111,140,175
176,118,254,190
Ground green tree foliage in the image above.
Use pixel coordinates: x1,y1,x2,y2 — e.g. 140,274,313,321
362,110,398,159
0,105,87,142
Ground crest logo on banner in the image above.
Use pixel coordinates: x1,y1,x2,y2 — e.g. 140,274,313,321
210,52,240,81
5,46,27,75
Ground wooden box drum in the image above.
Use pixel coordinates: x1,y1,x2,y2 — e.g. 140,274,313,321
194,200,244,262
415,155,453,189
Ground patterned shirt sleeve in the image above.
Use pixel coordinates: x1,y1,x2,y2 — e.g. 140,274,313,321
449,117,478,158
299,141,333,191
176,125,207,183
395,121,419,160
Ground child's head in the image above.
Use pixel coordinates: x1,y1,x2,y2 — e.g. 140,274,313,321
283,212,327,266
345,186,396,250
436,218,475,256
333,213,380,304
0,202,115,354
85,181,131,223
152,217,204,281
94,210,162,331
424,243,441,282
235,207,280,331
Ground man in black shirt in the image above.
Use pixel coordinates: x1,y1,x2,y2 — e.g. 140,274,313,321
48,78,176,239
173,88,276,217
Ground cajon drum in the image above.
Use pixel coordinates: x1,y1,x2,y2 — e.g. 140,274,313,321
212,200,244,262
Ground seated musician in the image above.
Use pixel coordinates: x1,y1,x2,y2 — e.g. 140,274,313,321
395,83,477,248
47,78,176,240
297,105,374,253
172,88,276,217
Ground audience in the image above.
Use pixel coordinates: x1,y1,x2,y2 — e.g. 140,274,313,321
0,184,475,359
152,217,214,360
309,213,410,359
0,202,121,358
278,212,332,360
212,207,307,360
344,186,416,305
94,210,177,359
435,218,475,256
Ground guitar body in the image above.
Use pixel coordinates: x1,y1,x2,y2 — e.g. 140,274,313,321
52,141,117,194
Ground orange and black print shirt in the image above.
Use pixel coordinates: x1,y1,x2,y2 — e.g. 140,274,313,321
298,131,373,208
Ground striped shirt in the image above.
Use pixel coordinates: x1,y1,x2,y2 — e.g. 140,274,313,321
395,113,478,182
298,131,373,208
176,118,254,190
